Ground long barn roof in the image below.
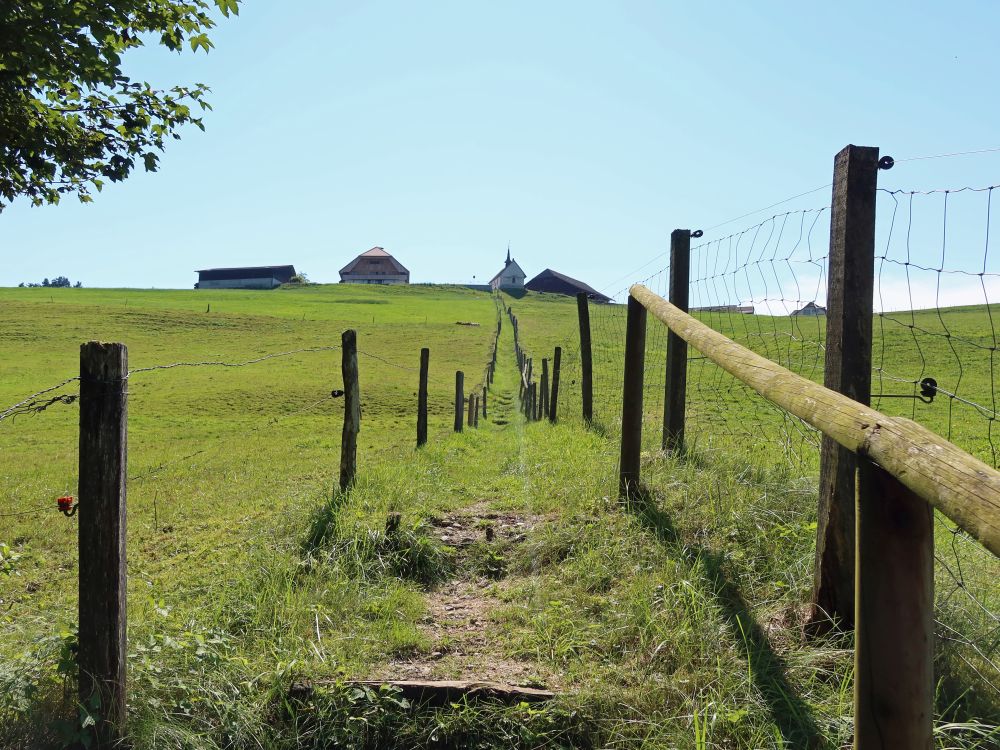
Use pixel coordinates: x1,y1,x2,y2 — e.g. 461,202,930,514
197,265,296,281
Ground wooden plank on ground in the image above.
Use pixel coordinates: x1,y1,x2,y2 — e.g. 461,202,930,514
336,680,555,705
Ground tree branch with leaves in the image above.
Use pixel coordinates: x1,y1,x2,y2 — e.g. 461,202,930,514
0,0,240,210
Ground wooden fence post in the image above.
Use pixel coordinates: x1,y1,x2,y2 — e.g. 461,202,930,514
663,229,690,453
548,347,561,423
417,347,429,448
577,292,593,424
468,391,476,428
619,297,646,499
454,371,464,433
540,359,549,419
811,144,879,631
78,342,128,747
340,330,360,491
854,460,933,749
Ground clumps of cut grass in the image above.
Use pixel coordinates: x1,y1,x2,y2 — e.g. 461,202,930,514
276,681,596,750
304,499,455,587
465,539,509,579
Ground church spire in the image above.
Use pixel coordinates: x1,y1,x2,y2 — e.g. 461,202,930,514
505,242,511,266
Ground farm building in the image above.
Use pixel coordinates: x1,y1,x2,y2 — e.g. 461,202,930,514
524,268,612,303
691,304,755,314
195,265,296,290
489,249,526,291
792,301,827,316
339,247,410,285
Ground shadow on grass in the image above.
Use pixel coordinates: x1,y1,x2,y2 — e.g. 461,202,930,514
626,485,824,749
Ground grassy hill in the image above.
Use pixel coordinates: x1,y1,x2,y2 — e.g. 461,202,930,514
1,284,997,748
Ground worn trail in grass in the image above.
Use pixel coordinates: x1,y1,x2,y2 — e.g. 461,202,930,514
369,322,560,690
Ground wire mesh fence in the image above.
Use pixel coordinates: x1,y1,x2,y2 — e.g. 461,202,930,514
505,153,1000,722
874,184,1000,468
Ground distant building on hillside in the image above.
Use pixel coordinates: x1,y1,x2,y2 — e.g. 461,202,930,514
691,304,755,315
489,248,526,291
195,265,296,290
792,301,826,316
339,247,410,285
524,268,612,303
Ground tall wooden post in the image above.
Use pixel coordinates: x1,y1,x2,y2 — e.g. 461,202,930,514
577,292,593,423
78,341,128,747
540,359,550,419
339,330,360,491
549,347,561,423
619,297,646,499
482,386,488,420
663,229,690,453
468,390,476,427
417,347,429,448
518,352,525,399
811,145,879,631
454,371,464,433
854,461,933,749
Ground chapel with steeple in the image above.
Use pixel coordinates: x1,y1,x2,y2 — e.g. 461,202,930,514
489,245,526,290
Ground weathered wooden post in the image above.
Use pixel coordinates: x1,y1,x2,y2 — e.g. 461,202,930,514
811,145,880,631
78,341,128,747
482,386,488,420
468,391,476,428
530,382,538,421
340,330,360,491
540,358,549,419
417,347,429,448
854,461,934,749
548,347,561,423
619,297,646,499
663,229,691,453
577,292,593,424
454,371,464,433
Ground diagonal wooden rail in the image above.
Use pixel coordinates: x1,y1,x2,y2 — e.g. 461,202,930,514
630,283,1000,556
629,282,999,749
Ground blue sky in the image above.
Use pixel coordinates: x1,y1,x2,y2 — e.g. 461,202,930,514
3,0,999,303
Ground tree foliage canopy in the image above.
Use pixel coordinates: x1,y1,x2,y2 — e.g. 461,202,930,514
0,0,240,210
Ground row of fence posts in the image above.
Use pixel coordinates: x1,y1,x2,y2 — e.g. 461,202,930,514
598,145,933,749
506,306,562,422
447,316,501,435
72,309,509,745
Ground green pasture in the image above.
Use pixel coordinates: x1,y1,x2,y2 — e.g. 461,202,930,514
505,289,1000,468
0,284,997,748
0,284,498,664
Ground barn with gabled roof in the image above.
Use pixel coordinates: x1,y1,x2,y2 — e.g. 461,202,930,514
525,268,611,303
339,247,410,285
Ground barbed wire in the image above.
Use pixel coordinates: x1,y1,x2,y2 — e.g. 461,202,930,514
0,377,80,423
126,346,344,376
